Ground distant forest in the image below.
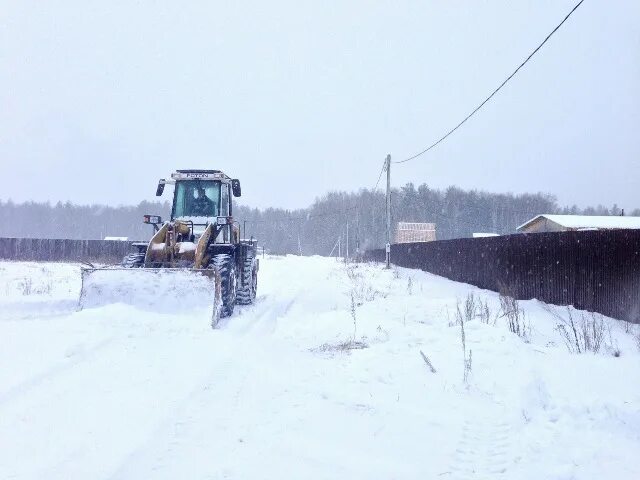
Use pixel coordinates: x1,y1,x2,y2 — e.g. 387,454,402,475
1,184,637,255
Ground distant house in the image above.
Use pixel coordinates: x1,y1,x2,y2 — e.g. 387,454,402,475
395,222,436,243
516,214,640,234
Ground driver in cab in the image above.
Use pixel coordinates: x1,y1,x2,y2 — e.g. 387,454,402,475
191,185,216,216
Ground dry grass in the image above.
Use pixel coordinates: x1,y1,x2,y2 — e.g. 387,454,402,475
452,293,498,327
344,263,386,305
498,292,530,342
546,306,613,354
313,340,368,353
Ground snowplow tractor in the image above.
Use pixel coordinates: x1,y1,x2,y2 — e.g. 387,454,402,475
79,169,259,327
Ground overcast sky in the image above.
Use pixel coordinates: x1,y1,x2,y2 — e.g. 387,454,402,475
1,1,639,211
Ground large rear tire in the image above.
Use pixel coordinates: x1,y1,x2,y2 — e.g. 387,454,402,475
121,252,145,268
211,254,236,318
236,251,257,305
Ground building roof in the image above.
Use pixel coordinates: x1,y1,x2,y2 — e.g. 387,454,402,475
472,232,499,238
517,214,640,231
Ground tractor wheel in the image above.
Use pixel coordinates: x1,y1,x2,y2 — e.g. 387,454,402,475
236,251,257,305
211,253,237,318
121,252,145,268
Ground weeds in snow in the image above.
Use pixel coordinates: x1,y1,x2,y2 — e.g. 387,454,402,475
419,350,437,373
20,277,33,295
344,263,386,305
454,300,473,384
460,317,472,385
313,340,368,353
452,293,498,327
16,277,53,296
350,291,358,341
477,299,497,325
498,292,531,342
455,293,476,326
546,306,613,354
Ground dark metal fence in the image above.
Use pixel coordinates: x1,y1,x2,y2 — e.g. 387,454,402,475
0,237,135,263
364,230,640,323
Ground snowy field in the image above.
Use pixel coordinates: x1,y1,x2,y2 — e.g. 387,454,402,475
1,256,639,479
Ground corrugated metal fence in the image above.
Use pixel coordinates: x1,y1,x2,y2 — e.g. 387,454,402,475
0,237,135,263
364,230,640,323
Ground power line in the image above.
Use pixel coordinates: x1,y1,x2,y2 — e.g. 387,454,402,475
372,159,387,191
394,0,585,165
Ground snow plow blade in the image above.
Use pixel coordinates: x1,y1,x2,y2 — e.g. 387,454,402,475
79,267,222,327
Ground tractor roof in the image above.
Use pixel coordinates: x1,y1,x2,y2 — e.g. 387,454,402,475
171,169,230,181
176,169,222,174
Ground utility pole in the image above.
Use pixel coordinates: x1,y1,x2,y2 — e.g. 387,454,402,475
385,154,391,269
355,210,360,261
346,220,349,261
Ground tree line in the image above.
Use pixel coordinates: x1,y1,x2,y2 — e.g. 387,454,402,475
1,184,636,256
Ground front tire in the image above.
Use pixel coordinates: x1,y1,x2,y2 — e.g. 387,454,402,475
211,254,237,318
121,252,145,268
236,251,257,305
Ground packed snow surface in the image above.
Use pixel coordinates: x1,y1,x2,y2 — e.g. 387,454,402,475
0,257,639,479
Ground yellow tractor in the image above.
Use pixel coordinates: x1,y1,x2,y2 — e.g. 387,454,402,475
79,169,259,327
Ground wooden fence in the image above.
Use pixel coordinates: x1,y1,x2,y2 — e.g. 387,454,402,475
364,230,640,323
0,237,135,263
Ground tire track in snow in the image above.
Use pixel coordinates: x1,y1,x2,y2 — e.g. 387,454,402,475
448,404,513,479
222,292,298,336
0,336,117,406
106,289,300,479
107,347,251,480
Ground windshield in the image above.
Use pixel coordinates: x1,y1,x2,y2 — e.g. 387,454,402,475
172,180,220,220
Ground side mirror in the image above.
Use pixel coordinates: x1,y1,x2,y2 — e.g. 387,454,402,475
143,215,162,225
156,179,166,196
231,179,241,197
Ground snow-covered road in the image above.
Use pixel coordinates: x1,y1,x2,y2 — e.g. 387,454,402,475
1,256,639,479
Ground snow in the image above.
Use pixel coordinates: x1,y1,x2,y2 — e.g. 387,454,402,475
178,241,197,253
0,257,639,479
518,214,640,231
79,268,218,313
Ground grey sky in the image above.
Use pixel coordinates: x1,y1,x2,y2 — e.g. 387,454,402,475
1,1,639,211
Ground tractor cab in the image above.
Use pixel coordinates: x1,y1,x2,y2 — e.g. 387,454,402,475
150,170,241,241
157,170,240,220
